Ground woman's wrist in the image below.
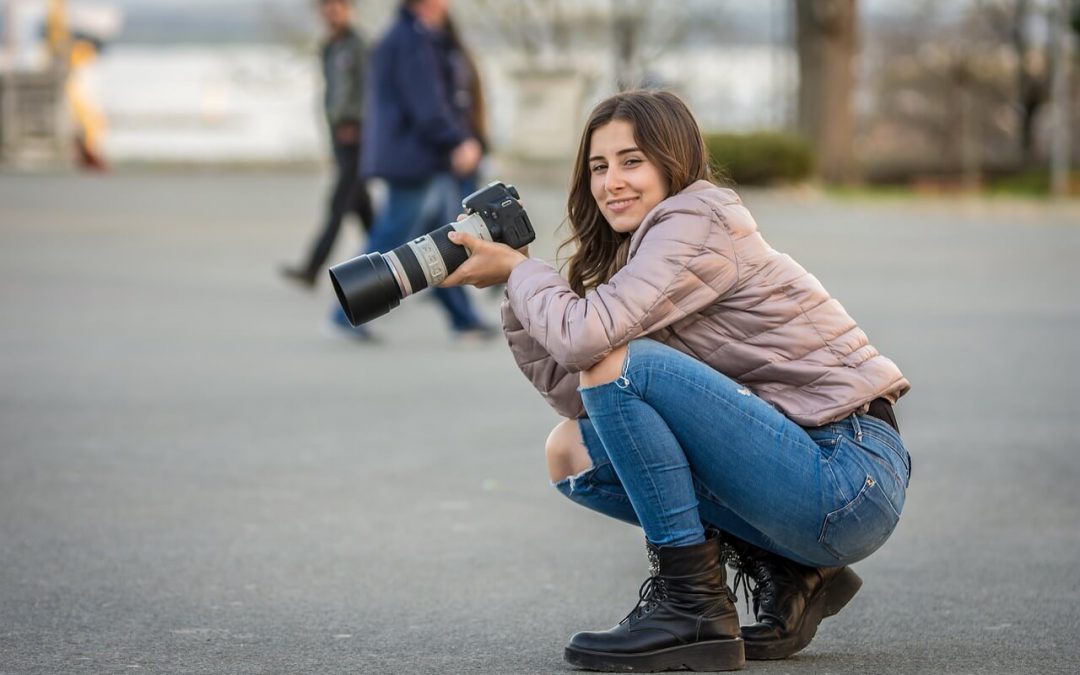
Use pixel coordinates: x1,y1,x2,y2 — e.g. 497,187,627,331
505,253,535,288
508,251,528,273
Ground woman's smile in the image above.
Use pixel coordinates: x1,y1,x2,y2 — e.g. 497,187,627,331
606,196,639,212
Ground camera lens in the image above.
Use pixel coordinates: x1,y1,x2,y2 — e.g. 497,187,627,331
327,183,532,328
328,253,402,326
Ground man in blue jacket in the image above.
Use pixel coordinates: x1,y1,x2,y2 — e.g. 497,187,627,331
329,0,490,340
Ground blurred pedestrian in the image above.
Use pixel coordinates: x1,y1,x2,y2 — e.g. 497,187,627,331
66,37,109,171
281,0,374,290
442,90,911,671
47,0,113,171
327,0,492,341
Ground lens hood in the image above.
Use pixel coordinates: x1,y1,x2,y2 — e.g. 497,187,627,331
328,253,402,326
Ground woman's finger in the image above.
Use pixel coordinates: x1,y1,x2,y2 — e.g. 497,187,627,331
441,261,472,287
448,230,481,253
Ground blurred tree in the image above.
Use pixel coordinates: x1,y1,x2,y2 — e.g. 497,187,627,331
458,0,712,158
794,0,857,183
855,0,1078,188
610,0,695,91
969,0,1080,186
979,0,1056,167
1049,0,1076,195
466,0,701,89
468,0,597,70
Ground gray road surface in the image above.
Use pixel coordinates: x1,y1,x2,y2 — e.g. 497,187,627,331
1,170,1078,674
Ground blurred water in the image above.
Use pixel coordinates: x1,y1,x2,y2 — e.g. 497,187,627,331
97,44,324,163
92,43,794,163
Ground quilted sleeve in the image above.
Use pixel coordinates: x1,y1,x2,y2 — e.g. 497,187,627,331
506,198,739,372
501,291,585,419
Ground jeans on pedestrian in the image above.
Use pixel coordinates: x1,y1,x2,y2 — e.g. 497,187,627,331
558,338,910,568
330,174,487,333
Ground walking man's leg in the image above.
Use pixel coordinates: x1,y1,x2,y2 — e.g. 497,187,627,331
282,141,360,287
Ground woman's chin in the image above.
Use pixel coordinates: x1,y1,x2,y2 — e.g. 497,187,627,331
609,216,643,233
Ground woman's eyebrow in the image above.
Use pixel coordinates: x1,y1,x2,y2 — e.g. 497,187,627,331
588,147,642,162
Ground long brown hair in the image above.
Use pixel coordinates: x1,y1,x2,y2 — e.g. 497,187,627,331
561,90,711,296
444,17,487,148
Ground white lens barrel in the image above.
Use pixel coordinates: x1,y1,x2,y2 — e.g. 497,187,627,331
452,212,494,243
382,250,412,297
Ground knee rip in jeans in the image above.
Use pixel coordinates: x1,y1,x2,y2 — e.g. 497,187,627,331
553,463,597,495
615,345,630,388
581,345,631,389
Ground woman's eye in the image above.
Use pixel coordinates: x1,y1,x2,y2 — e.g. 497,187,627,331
590,164,607,174
624,158,642,167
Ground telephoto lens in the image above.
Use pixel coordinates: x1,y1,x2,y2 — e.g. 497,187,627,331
329,181,534,327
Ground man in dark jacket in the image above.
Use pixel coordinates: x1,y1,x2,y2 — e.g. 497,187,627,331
282,0,374,289
329,0,490,339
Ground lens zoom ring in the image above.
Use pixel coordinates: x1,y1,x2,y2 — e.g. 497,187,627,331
431,225,469,278
395,244,429,293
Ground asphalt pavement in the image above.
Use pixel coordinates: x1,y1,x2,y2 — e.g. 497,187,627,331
1,168,1078,674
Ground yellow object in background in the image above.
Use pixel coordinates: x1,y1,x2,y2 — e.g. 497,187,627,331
46,0,70,63
46,0,109,169
66,38,107,168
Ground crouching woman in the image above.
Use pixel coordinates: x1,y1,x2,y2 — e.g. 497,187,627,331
441,90,911,672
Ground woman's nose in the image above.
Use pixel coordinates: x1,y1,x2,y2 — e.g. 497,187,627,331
605,167,626,192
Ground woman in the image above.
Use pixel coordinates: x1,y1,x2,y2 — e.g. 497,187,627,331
443,91,910,672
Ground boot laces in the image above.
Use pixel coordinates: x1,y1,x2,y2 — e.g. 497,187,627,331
619,574,669,624
724,544,764,615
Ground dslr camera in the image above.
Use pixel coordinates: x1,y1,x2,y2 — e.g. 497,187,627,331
329,181,534,326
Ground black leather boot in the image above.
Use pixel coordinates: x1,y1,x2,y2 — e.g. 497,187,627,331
564,535,745,672
723,539,862,660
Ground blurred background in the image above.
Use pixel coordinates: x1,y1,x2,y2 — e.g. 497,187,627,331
1,2,1079,674
1,0,1077,192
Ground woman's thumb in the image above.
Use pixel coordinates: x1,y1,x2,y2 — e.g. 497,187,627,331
448,230,474,247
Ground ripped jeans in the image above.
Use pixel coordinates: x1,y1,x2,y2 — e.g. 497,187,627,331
556,339,910,567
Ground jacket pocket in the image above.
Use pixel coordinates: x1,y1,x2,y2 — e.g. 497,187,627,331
819,474,901,563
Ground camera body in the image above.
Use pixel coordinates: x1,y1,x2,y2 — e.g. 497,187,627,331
462,182,533,250
329,181,535,327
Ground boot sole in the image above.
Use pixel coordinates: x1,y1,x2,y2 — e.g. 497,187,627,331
744,567,862,661
565,637,745,672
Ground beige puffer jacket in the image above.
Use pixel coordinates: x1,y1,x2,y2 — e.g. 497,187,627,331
501,181,910,427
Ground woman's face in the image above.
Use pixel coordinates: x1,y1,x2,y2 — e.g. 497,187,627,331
588,119,668,234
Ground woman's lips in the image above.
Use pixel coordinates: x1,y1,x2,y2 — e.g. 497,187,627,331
606,196,638,213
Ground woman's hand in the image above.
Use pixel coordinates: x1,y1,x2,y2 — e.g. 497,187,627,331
440,229,528,289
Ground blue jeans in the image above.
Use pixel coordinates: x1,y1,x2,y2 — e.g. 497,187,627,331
559,339,910,567
331,174,486,333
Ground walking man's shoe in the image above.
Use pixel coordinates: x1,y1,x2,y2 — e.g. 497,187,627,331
279,264,317,290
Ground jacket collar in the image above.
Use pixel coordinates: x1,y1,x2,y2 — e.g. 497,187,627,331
628,180,735,257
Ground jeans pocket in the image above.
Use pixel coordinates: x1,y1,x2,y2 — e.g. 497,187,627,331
802,423,843,460
858,418,911,488
819,474,901,564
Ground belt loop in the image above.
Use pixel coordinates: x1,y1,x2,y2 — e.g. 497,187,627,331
850,413,863,442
